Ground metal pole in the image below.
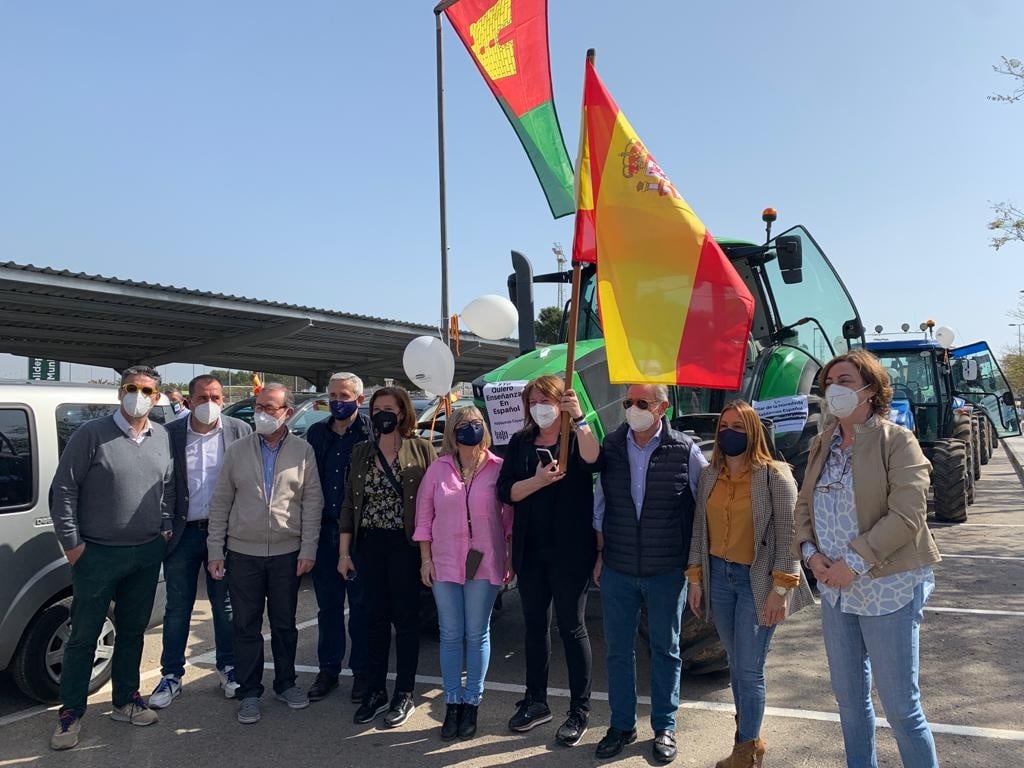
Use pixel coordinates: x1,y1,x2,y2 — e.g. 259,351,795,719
435,3,457,344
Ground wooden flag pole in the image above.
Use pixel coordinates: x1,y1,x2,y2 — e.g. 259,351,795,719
557,48,596,473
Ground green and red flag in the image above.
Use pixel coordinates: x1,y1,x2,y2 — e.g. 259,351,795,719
444,0,574,218
573,58,754,388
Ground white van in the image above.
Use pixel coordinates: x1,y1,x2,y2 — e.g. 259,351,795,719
0,381,172,702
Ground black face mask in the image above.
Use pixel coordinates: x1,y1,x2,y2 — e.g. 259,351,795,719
372,410,399,435
717,428,748,457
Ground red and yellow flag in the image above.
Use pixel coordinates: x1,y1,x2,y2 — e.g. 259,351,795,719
573,59,754,389
444,0,574,218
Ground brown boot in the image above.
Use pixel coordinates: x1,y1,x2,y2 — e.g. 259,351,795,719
716,737,766,767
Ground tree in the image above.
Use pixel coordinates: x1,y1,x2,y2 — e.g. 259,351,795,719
999,351,1024,397
989,57,1024,249
534,306,563,344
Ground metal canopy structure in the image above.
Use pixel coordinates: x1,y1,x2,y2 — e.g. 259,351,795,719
0,262,518,389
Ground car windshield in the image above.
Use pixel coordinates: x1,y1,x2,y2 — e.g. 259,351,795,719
871,350,940,404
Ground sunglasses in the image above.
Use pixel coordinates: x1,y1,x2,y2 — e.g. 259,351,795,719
121,384,158,397
622,399,653,410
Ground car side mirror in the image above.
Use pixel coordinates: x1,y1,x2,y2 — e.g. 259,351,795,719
775,235,803,284
1002,391,1015,407
842,319,865,341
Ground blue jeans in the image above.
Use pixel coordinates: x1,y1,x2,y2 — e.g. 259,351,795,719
311,519,366,676
432,580,500,705
160,525,233,678
601,565,687,732
708,557,776,743
821,582,938,768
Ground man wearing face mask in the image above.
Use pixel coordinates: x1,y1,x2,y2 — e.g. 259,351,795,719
49,366,175,750
591,384,707,764
164,388,190,420
304,372,371,704
206,383,324,725
149,375,252,710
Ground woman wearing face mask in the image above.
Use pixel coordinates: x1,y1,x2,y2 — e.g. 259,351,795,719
413,406,513,740
795,349,940,768
686,401,813,767
496,374,601,746
339,386,436,729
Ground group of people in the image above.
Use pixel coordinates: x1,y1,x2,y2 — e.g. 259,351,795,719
47,348,941,768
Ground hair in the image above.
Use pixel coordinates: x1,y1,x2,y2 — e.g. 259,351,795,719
440,405,491,456
368,385,417,438
121,365,161,387
187,374,222,394
519,374,565,435
261,382,295,410
819,348,893,419
635,383,670,404
710,399,776,470
329,371,364,397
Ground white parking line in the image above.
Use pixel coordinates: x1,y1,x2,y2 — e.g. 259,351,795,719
810,599,1024,617
941,554,1024,561
931,522,1024,528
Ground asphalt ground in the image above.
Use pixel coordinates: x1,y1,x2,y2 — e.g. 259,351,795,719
2,444,1023,767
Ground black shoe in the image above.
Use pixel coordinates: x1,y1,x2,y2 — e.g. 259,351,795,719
383,692,415,728
440,703,462,740
350,672,369,704
508,695,552,732
556,708,589,746
353,690,389,724
458,704,478,739
308,671,339,702
595,727,638,759
652,729,677,763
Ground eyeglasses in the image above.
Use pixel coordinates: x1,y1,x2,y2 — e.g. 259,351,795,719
815,455,852,494
254,403,287,413
622,399,652,410
121,384,158,397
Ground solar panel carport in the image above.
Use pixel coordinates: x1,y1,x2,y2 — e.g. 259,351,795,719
0,262,519,389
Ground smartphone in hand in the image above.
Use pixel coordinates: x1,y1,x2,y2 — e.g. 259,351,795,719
536,447,555,467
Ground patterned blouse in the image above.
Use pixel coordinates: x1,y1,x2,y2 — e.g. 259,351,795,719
360,457,405,531
809,423,934,616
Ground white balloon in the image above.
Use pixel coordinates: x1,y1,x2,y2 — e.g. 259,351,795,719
402,336,455,397
935,326,956,349
460,294,518,341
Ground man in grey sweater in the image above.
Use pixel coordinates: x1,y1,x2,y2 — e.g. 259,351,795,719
48,365,175,751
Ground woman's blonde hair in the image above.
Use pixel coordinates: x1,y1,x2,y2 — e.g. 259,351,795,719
710,399,776,470
440,405,491,456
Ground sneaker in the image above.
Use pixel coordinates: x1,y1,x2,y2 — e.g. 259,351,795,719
350,671,369,703
50,710,81,751
556,708,589,746
217,666,240,699
110,692,159,726
237,696,261,724
383,692,416,728
353,690,389,724
308,671,339,702
274,686,309,710
508,695,552,732
440,703,462,740
148,675,181,709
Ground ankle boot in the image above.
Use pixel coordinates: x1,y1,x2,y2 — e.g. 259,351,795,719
715,716,741,768
717,737,766,768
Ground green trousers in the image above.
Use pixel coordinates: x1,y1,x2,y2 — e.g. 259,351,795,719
60,536,165,716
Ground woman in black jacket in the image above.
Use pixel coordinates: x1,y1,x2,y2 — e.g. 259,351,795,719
496,374,601,747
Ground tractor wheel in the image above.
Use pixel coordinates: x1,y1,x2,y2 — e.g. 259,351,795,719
787,395,824,488
952,413,979,487
930,439,969,523
971,419,982,480
990,416,999,451
679,607,728,675
977,416,991,465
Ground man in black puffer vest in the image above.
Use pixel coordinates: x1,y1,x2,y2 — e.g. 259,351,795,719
592,384,707,764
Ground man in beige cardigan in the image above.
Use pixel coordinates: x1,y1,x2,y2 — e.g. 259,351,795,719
207,384,324,725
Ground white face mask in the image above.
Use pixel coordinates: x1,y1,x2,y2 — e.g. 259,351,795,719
193,401,221,426
626,405,657,432
825,383,870,419
254,410,285,435
122,391,154,418
530,403,559,429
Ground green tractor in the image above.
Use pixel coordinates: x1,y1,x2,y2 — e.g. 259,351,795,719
473,215,865,673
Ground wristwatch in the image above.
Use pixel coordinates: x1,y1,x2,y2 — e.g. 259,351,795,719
772,585,791,597
572,418,589,431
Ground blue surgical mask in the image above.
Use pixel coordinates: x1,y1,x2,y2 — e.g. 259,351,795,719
330,399,359,420
455,421,485,446
717,428,748,457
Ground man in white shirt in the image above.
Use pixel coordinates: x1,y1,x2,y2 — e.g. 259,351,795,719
149,375,252,708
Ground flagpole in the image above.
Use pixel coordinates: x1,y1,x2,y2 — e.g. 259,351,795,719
434,1,459,344
558,48,595,473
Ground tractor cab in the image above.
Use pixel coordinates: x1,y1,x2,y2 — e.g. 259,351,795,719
950,341,1021,437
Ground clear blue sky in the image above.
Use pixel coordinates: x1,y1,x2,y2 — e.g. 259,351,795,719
1,1,1023,382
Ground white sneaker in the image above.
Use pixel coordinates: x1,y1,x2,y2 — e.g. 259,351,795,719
148,676,181,709
216,666,240,699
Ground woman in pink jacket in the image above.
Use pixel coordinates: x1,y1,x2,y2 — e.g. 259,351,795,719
414,405,512,741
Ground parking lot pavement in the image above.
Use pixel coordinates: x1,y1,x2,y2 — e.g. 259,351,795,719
2,445,1023,766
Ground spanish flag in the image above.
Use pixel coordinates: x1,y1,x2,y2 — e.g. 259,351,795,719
573,58,754,389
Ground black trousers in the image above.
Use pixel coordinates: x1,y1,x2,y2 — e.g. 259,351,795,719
227,550,299,699
359,529,421,695
517,555,593,711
